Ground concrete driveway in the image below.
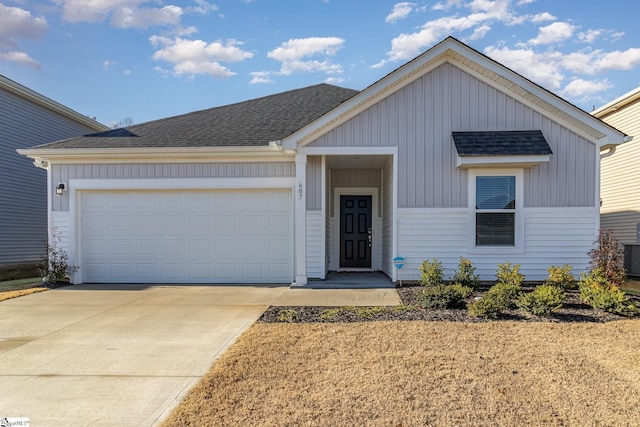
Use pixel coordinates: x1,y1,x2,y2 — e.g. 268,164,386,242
0,283,400,426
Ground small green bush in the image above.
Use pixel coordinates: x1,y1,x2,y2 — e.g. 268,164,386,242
496,262,525,286
276,309,298,322
468,281,521,318
419,258,444,286
419,284,473,309
579,268,638,317
545,264,576,290
588,230,626,287
517,285,566,316
451,257,481,288
468,293,505,319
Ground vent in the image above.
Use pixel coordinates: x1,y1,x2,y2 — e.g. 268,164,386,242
624,244,640,277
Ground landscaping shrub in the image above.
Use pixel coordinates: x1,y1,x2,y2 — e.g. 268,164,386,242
496,262,525,286
517,285,566,316
451,257,481,288
276,309,298,322
468,279,522,318
38,229,79,286
588,230,626,287
545,264,576,290
579,268,638,317
419,284,473,309
419,258,444,286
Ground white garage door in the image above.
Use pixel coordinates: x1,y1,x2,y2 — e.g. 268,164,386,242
80,189,293,283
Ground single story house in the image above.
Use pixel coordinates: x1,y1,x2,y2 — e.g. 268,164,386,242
1,75,107,278
592,87,640,245
18,37,628,285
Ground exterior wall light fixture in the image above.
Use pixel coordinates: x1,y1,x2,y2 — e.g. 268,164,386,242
56,183,66,196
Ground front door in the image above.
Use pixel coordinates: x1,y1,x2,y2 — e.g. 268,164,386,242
340,195,372,268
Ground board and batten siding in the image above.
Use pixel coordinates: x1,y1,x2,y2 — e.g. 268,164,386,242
0,88,100,264
306,156,322,211
382,156,394,278
306,211,323,278
396,207,596,281
51,162,295,211
307,62,596,209
599,99,640,244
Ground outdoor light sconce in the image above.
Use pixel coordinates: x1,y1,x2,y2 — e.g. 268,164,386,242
56,183,66,196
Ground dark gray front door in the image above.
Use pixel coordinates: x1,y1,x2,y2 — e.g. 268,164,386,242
340,195,372,268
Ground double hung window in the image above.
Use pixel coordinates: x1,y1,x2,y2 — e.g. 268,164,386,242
475,175,516,246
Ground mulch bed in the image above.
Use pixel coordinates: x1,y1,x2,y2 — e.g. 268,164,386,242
259,284,640,323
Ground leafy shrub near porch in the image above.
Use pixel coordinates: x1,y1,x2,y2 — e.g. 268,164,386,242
419,259,444,286
545,264,577,290
579,268,638,317
419,284,473,309
517,285,566,316
496,262,525,287
451,257,481,288
38,229,78,286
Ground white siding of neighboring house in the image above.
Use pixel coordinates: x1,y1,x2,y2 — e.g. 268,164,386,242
0,84,104,265
597,95,640,244
306,62,599,280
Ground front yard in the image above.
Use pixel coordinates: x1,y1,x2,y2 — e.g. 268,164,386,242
164,319,640,426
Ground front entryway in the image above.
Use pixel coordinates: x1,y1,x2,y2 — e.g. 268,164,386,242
340,195,372,268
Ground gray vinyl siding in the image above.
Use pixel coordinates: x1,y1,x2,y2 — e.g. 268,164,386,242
306,156,322,211
0,88,98,264
308,62,595,209
599,98,640,244
52,162,295,211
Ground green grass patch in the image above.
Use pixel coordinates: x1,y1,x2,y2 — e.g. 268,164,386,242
0,277,42,292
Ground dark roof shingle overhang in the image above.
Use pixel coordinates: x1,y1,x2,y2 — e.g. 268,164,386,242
452,130,553,156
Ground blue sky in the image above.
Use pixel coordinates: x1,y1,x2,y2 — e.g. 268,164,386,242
2,0,640,127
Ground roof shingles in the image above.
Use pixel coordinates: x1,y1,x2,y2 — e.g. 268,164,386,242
452,130,553,156
35,84,358,149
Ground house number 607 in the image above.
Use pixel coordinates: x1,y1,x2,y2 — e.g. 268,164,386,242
298,182,303,200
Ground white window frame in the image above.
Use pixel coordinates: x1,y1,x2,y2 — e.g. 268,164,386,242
467,169,524,255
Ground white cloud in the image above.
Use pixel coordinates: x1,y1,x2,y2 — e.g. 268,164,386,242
560,78,611,98
111,5,182,29
102,59,117,70
0,4,46,67
516,0,536,4
484,45,565,89
385,2,416,23
268,37,345,76
578,29,602,44
188,0,218,15
528,21,576,45
249,71,274,84
561,48,640,75
531,12,555,23
325,76,345,85
0,50,40,68
150,36,253,78
61,0,182,29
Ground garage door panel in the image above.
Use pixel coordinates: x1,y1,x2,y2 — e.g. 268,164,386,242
81,189,292,283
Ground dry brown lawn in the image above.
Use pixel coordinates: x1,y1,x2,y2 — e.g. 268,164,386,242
165,320,640,427
0,287,47,302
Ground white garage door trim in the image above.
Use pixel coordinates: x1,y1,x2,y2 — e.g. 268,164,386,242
70,178,295,284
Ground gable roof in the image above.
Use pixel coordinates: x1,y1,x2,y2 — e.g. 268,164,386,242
284,36,627,150
453,131,552,156
592,85,640,120
29,84,358,150
0,74,108,132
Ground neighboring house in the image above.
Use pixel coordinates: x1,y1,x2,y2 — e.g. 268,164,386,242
1,75,108,276
18,37,627,285
592,87,640,244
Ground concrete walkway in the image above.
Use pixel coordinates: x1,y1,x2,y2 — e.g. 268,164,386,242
0,283,400,426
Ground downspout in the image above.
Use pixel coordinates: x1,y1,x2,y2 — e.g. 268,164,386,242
600,146,616,159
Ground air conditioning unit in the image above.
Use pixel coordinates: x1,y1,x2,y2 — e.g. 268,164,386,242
624,244,640,277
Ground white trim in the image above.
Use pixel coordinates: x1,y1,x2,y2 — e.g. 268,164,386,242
397,207,468,214
332,187,380,271
456,154,550,169
467,169,524,255
392,153,399,282
294,154,308,285
319,155,327,279
68,177,295,190
298,146,398,156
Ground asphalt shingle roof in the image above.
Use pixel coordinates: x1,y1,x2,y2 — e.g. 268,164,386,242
35,84,359,149
452,130,553,156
